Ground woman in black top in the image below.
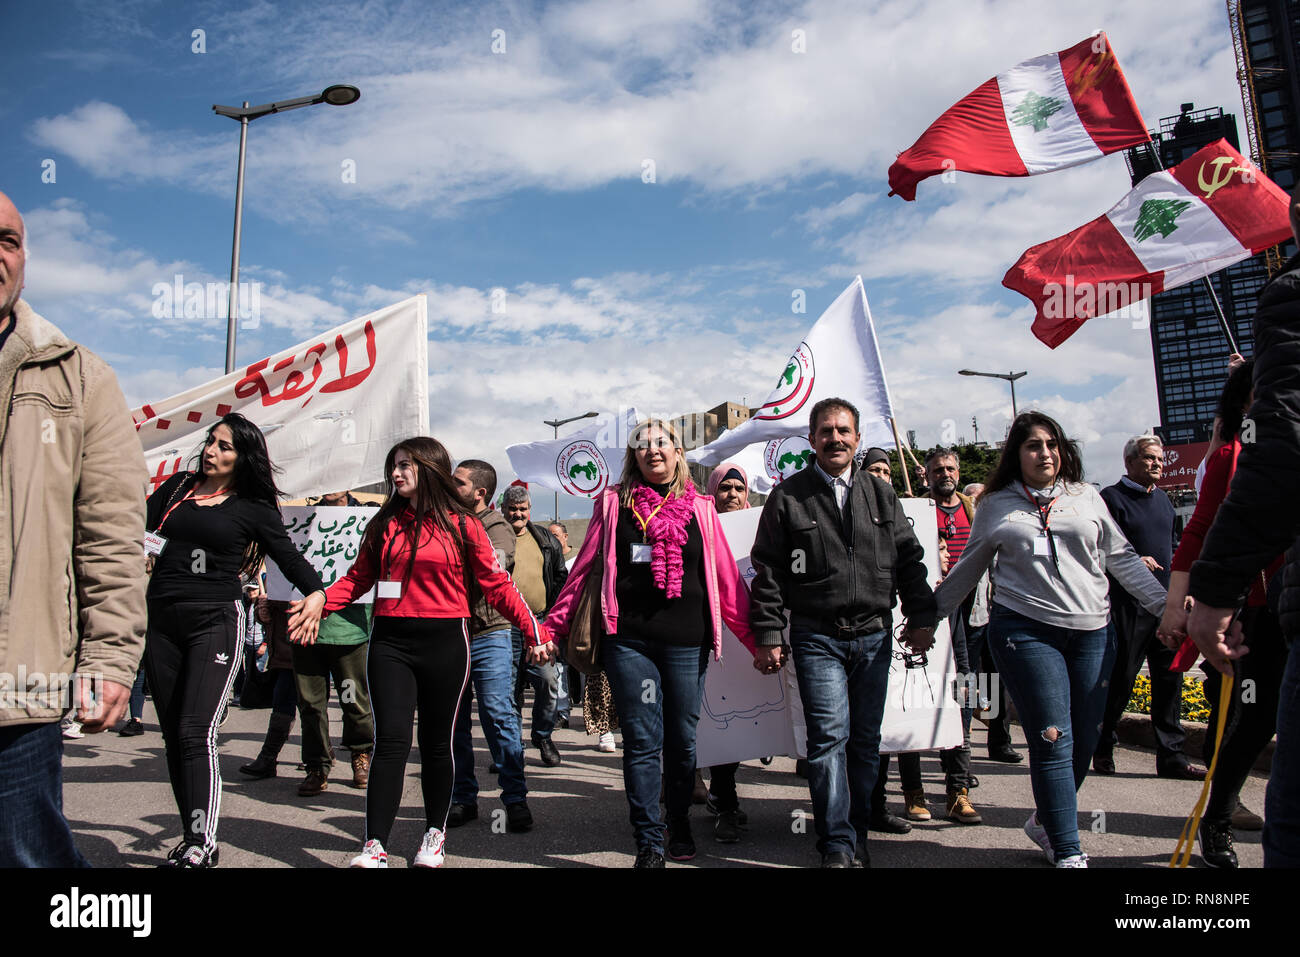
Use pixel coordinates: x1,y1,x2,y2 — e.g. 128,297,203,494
144,413,324,868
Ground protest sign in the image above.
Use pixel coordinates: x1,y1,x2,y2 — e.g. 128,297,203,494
265,506,377,602
134,297,428,502
694,499,963,766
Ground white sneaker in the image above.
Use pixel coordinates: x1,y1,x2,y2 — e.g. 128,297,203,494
1023,812,1055,864
598,733,616,753
1055,853,1089,868
349,839,387,868
62,719,84,740
413,827,445,868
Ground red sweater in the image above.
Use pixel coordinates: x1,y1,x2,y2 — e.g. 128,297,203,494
324,508,548,646
1171,439,1282,607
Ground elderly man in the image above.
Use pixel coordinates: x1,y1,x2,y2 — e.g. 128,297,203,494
1095,435,1203,779
750,397,936,867
502,485,569,766
0,190,147,866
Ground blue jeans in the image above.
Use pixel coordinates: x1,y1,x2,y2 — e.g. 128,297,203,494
791,626,893,856
453,628,528,806
603,638,710,853
0,722,88,867
512,626,558,740
988,603,1115,860
1265,638,1300,867
128,668,147,720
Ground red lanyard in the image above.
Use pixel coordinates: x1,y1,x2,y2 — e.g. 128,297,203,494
1021,482,1060,569
159,483,231,530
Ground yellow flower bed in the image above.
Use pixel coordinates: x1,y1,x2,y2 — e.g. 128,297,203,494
1125,673,1211,723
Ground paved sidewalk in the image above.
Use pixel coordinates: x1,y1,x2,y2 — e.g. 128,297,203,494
61,701,1269,868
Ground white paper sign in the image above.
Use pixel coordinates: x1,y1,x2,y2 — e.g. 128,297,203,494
265,506,377,602
694,499,963,766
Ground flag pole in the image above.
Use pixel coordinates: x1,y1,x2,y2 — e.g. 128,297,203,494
1146,137,1241,356
888,416,914,496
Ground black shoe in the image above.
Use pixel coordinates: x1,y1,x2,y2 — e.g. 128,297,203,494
506,802,533,833
1093,754,1116,775
821,851,854,868
118,718,144,737
667,818,695,861
704,792,749,826
869,810,912,834
854,843,872,868
1159,762,1208,781
1199,819,1239,869
557,715,570,729
634,847,665,868
988,744,1023,763
447,803,478,828
161,844,219,868
487,762,500,774
239,754,277,778
964,774,979,789
714,810,743,844
534,735,562,767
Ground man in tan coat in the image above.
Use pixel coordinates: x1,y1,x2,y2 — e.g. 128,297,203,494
0,190,147,866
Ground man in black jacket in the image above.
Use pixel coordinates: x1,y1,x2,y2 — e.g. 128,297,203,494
502,484,569,766
1188,184,1300,867
750,397,936,868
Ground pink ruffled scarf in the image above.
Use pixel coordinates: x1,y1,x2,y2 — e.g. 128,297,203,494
629,480,697,598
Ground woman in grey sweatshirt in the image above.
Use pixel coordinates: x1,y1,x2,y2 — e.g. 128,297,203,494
933,412,1165,868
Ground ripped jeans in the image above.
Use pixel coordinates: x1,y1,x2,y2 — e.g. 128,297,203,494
988,603,1115,860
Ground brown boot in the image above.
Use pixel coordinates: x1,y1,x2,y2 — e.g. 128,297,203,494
903,788,931,821
946,787,982,824
298,768,329,797
351,751,371,789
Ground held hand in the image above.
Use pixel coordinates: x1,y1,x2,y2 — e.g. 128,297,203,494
528,641,557,664
1157,603,1189,650
1228,352,1246,373
1186,601,1248,676
1140,556,1164,573
753,646,784,674
76,679,131,733
903,625,935,654
287,592,325,646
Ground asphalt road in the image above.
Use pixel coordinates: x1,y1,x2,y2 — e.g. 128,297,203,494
61,698,1269,869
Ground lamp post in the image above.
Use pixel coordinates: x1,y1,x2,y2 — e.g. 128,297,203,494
958,369,1028,420
213,84,361,373
543,411,599,520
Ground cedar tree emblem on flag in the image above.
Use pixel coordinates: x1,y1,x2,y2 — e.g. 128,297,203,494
1011,92,1063,132
1133,199,1192,242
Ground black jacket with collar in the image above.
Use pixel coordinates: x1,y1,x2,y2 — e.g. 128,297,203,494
749,461,936,646
1190,253,1300,635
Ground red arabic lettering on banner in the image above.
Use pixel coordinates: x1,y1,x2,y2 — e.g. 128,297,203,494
235,321,378,409
148,456,185,494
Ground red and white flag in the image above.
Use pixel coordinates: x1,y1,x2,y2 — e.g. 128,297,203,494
888,33,1148,201
1003,139,1293,348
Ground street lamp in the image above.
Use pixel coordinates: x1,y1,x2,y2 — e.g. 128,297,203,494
958,369,1028,419
213,84,361,373
543,411,599,520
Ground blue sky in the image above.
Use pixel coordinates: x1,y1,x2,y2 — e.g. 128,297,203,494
3,0,1248,514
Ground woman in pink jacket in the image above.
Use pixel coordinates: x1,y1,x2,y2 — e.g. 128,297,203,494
546,419,762,867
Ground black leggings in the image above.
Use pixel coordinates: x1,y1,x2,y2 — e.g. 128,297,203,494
144,600,244,853
365,617,470,847
1204,605,1289,823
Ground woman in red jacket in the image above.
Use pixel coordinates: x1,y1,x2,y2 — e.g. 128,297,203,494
1159,359,1286,869
546,420,764,867
289,437,551,868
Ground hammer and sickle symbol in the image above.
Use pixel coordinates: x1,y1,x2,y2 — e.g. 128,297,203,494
1197,156,1255,199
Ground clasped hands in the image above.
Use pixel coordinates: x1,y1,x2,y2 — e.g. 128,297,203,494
750,621,935,675
1157,595,1248,676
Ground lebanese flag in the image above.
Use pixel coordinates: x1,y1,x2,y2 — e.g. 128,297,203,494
888,33,1148,201
1003,139,1293,348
